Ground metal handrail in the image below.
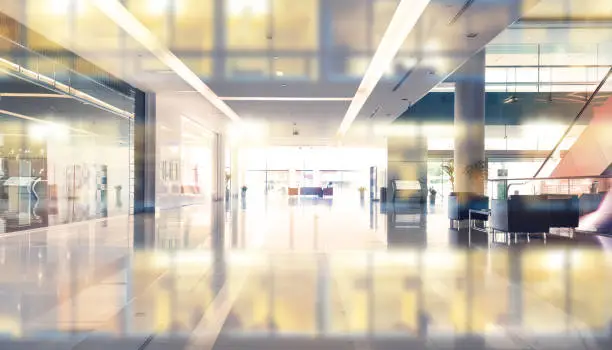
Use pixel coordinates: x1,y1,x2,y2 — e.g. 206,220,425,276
489,174,612,182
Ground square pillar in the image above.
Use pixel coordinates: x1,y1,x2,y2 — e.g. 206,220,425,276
212,133,226,201
134,90,156,213
454,49,486,195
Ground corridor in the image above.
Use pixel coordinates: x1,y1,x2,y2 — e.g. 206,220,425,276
1,197,611,350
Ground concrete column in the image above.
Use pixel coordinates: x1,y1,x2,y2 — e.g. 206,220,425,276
212,133,226,201
134,90,156,213
454,49,486,194
230,147,240,198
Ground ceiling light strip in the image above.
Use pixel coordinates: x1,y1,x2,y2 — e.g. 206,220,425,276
220,97,353,102
0,109,96,135
0,58,132,118
92,0,240,123
337,0,431,136
0,93,71,98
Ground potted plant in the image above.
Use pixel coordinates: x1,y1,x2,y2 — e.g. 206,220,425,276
114,185,122,207
441,160,455,192
358,186,366,200
241,185,248,197
465,160,488,191
225,173,231,189
429,187,437,205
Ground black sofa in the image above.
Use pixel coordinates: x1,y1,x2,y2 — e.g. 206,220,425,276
490,194,579,234
491,196,551,233
579,192,606,216
448,192,489,224
547,194,579,228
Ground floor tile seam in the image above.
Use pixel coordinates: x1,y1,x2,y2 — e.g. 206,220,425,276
69,271,171,350
328,268,375,350
183,224,270,350
26,264,132,325
0,215,130,240
486,268,602,348
49,256,131,305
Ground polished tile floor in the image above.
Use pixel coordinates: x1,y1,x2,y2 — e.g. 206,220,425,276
1,195,612,349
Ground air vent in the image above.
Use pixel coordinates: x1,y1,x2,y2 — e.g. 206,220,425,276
393,68,415,92
448,0,475,26
369,106,381,119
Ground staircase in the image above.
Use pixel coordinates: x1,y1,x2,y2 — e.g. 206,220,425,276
551,94,612,177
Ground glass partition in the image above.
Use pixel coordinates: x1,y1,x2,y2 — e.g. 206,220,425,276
0,35,134,117
488,176,612,234
0,34,134,233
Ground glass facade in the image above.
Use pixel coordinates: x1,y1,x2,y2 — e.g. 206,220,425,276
0,21,134,233
0,98,133,233
156,114,215,211
241,147,387,196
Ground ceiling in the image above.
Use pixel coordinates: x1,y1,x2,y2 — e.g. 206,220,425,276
0,0,609,146
0,72,130,142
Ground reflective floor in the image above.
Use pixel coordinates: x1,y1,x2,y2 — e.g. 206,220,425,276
1,195,612,349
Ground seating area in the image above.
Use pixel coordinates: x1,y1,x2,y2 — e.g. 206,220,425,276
287,187,334,197
448,192,489,227
450,190,589,242
489,194,580,234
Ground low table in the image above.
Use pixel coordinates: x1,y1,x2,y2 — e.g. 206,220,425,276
468,209,491,246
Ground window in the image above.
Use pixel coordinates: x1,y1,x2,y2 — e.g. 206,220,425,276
372,0,399,48
173,0,214,51
226,0,270,49
126,0,170,46
271,0,318,50
226,58,269,79
273,58,312,79
181,58,213,78
329,0,368,51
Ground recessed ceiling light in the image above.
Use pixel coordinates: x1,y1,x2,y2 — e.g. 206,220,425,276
281,84,288,87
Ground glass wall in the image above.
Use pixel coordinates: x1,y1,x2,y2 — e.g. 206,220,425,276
0,103,132,233
241,147,386,196
156,114,215,212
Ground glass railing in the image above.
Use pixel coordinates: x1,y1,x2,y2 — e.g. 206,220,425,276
532,66,612,178
0,35,134,118
488,175,612,233
488,175,612,199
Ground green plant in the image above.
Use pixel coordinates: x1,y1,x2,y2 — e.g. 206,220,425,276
440,160,455,191
358,186,366,192
465,160,488,183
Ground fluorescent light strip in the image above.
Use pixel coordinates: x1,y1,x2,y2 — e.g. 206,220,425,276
337,0,430,136
0,109,96,136
220,97,353,102
92,0,240,123
0,58,133,118
0,93,71,98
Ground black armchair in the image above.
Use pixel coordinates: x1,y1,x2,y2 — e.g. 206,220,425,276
448,192,489,225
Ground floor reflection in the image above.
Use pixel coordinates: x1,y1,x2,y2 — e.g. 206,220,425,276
0,197,611,349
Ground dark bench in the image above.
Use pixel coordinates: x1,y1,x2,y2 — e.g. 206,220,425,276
448,192,489,226
490,194,579,234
